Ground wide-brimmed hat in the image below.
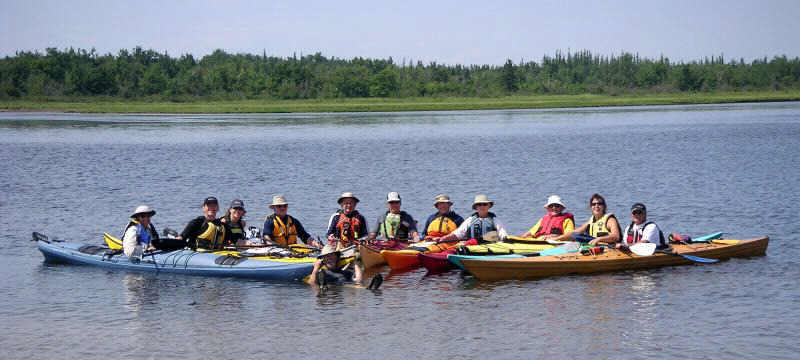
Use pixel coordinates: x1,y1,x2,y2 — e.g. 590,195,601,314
433,194,453,207
472,194,494,210
337,192,360,204
229,199,245,210
544,195,566,209
386,192,401,203
131,205,156,218
269,195,289,208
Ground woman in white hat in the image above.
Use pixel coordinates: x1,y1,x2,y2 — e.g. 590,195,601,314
519,195,575,241
122,205,159,257
369,192,420,243
432,194,508,243
420,194,464,240
262,195,319,248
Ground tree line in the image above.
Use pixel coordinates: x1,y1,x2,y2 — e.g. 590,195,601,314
1,47,799,100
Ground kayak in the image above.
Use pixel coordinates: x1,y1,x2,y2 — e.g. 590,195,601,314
458,242,554,255
420,242,556,273
449,242,582,271
358,240,407,269
459,236,769,281
381,241,459,271
37,238,315,282
418,250,457,273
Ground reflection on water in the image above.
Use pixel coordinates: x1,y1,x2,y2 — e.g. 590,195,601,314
2,102,799,359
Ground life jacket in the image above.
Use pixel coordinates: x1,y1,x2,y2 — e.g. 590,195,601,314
223,215,246,245
379,211,411,240
268,214,298,247
466,212,497,241
336,210,363,248
587,213,615,237
624,221,666,247
124,219,158,246
195,219,226,250
426,213,459,238
534,212,575,237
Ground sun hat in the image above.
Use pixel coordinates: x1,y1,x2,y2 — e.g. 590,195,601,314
386,192,401,203
472,194,494,209
337,192,360,204
631,203,647,212
131,205,156,218
203,196,219,206
269,195,289,208
433,194,453,207
229,199,245,210
544,195,566,209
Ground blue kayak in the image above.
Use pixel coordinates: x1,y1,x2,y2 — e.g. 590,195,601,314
37,240,314,282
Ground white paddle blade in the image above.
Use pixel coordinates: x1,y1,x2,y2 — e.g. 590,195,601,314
630,242,657,256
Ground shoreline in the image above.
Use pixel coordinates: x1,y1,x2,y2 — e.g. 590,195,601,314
2,90,799,114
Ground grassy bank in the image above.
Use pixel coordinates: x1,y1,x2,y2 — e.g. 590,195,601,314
2,90,800,113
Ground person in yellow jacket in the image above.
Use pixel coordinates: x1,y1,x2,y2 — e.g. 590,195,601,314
548,193,621,245
262,195,320,248
519,195,575,241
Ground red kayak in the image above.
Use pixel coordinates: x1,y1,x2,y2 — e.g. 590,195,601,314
418,249,457,273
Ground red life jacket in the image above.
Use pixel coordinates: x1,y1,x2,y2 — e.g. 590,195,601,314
534,212,574,237
336,212,362,247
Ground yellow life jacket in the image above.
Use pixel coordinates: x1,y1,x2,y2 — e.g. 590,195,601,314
587,213,614,237
270,215,298,247
426,215,458,238
196,220,226,250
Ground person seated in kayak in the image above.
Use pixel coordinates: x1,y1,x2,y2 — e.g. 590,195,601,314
177,196,228,251
519,195,575,241
262,195,320,248
548,193,621,245
620,202,667,249
309,192,369,284
420,194,464,240
122,205,159,257
368,192,420,243
122,205,188,257
219,199,247,247
431,194,508,243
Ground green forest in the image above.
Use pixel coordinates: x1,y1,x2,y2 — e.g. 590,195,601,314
2,47,800,101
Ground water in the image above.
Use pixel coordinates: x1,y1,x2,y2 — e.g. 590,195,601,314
1,102,799,359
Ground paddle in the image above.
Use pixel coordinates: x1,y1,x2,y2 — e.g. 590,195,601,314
655,249,719,263
520,242,581,257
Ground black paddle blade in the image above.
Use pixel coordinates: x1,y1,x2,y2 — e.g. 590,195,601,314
32,232,49,243
367,273,383,290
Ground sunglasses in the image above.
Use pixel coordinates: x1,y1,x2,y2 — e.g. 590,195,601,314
548,204,563,209
476,203,490,207
274,204,287,208
591,202,605,207
632,210,644,215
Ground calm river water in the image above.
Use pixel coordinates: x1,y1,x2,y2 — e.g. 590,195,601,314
1,102,799,359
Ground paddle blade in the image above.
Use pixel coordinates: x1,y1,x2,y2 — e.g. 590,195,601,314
104,233,123,250
539,242,580,256
680,254,719,263
629,243,657,256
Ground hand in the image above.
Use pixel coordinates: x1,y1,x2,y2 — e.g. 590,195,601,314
588,239,599,246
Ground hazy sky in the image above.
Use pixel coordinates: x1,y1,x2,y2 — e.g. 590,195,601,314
2,0,799,65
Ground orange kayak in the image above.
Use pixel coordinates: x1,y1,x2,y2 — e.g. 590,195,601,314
381,241,459,271
460,237,769,281
359,240,407,269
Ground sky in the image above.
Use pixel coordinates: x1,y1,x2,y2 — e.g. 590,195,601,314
2,0,799,65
